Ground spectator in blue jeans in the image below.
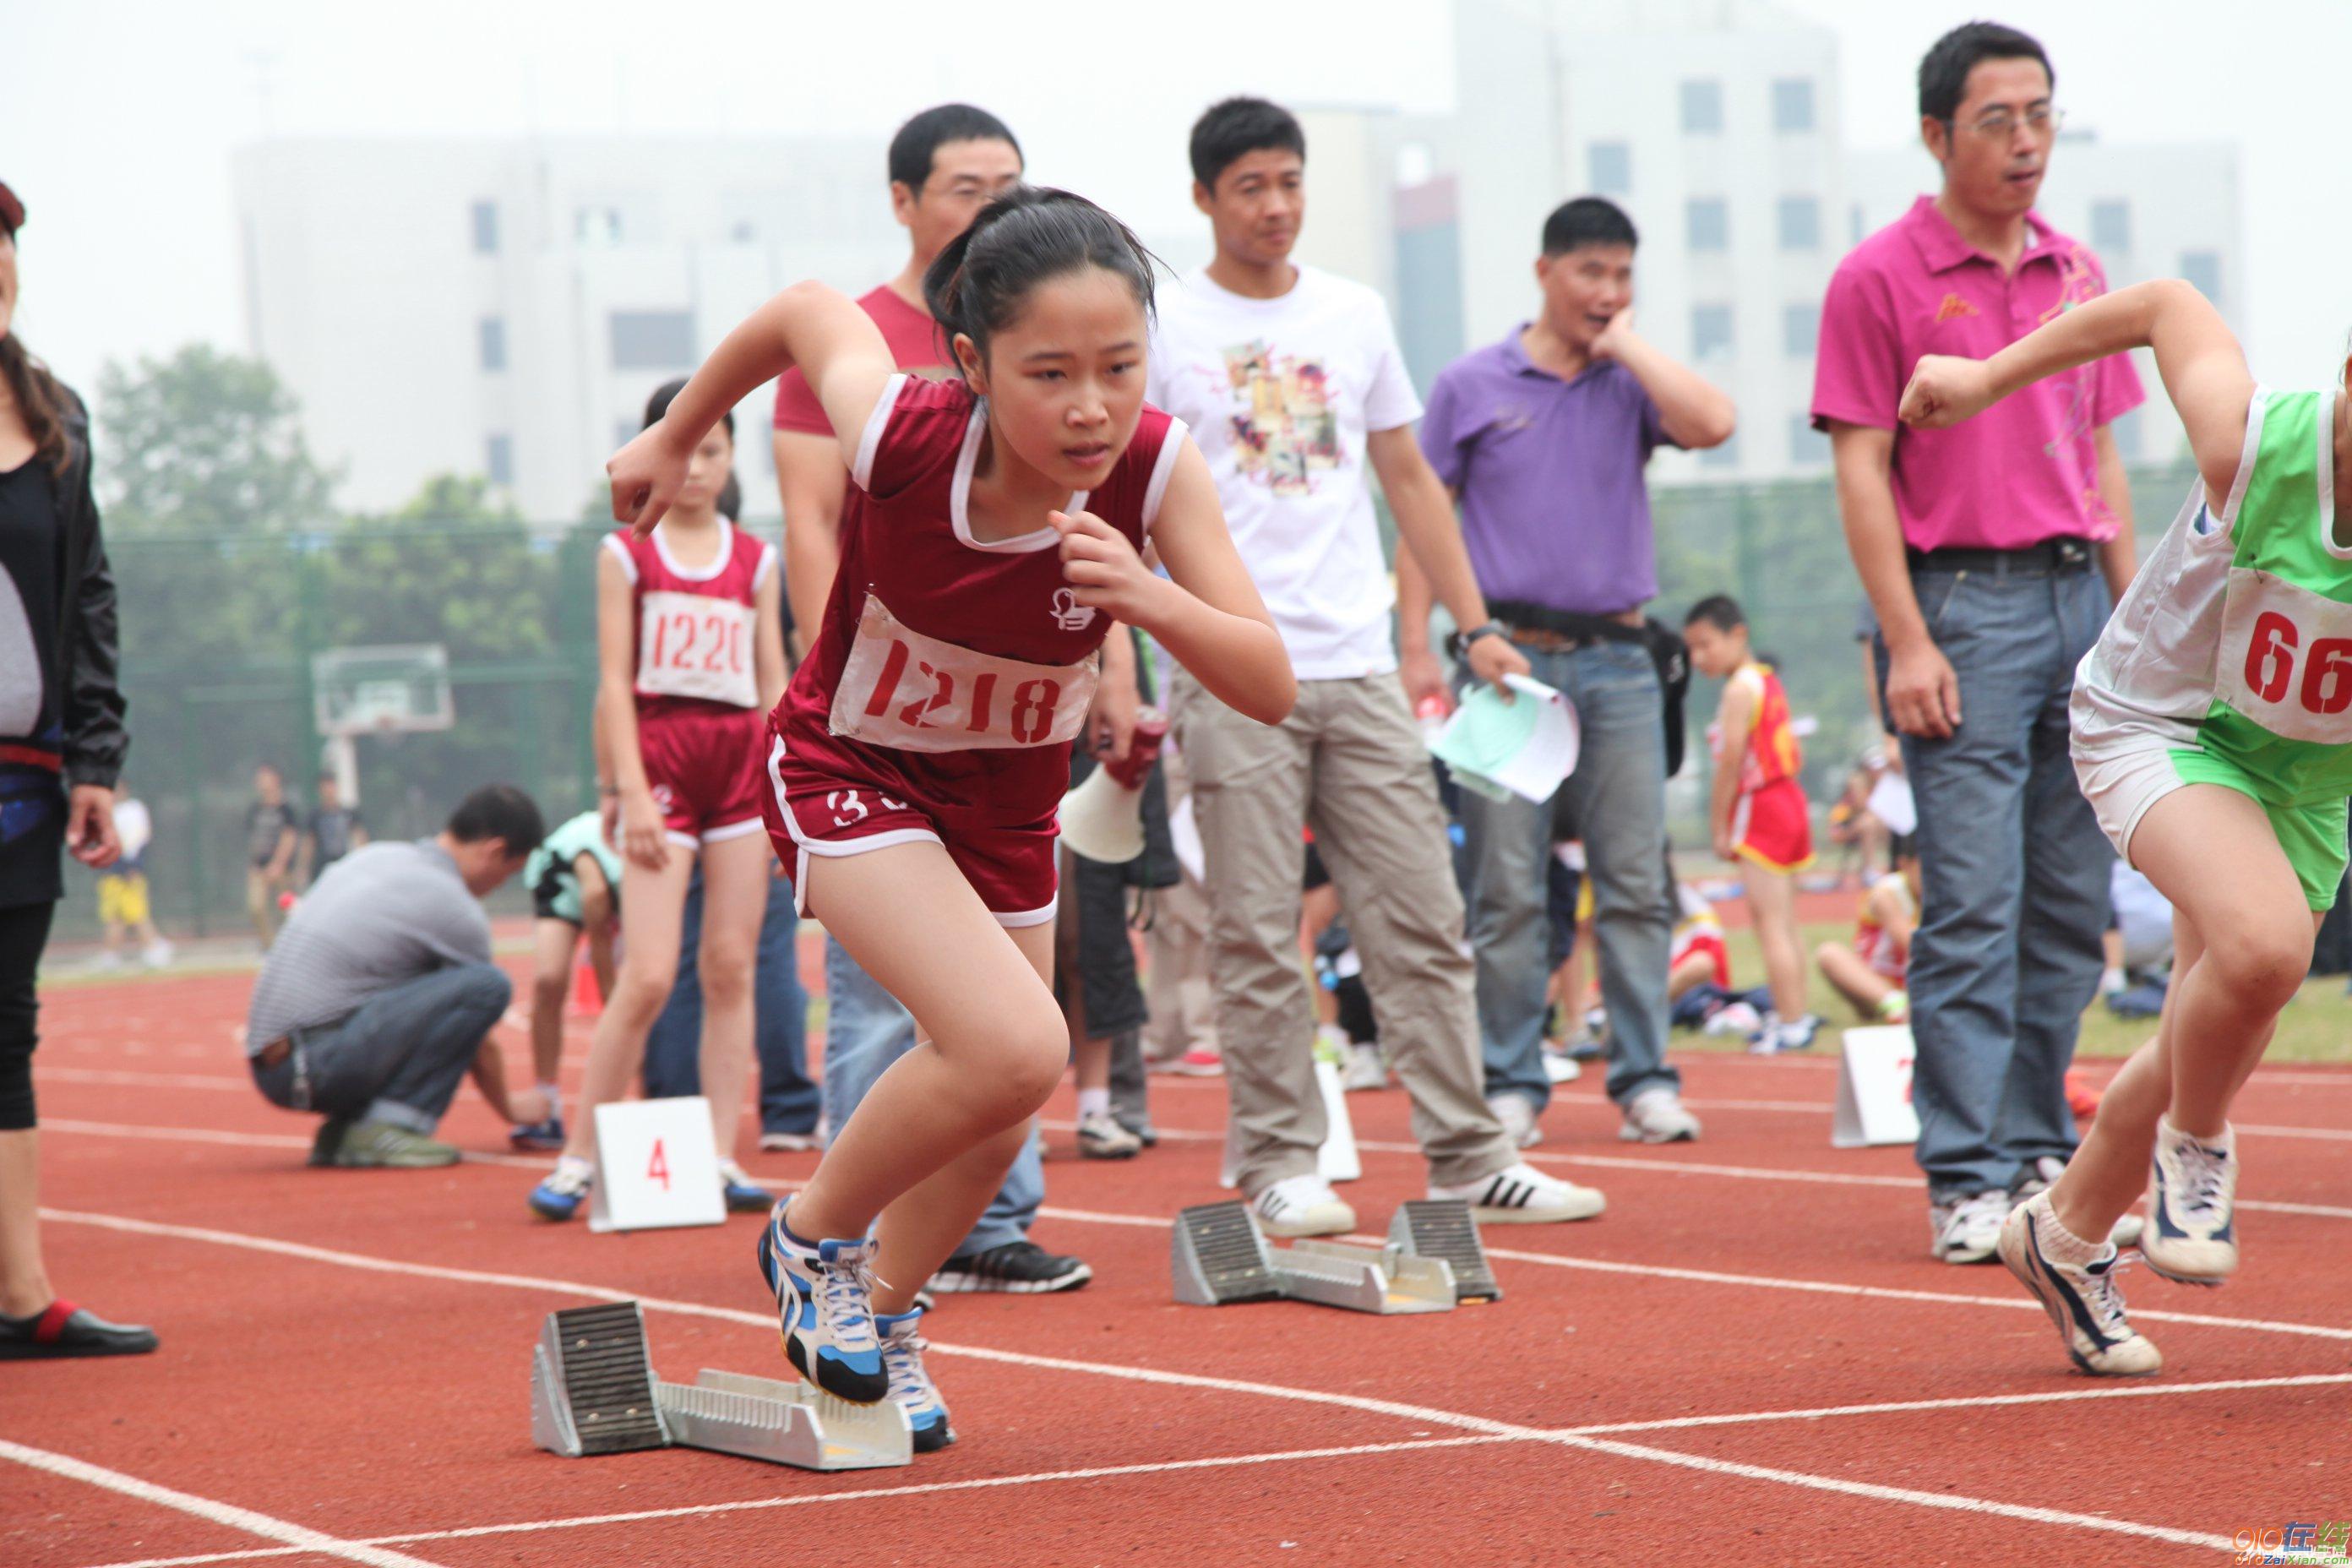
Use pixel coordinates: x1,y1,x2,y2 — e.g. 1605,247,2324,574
1812,23,2141,1262
1401,195,1734,1149
641,869,819,1147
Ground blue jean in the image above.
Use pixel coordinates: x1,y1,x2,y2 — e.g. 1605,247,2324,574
820,934,1042,1260
253,962,511,1135
1457,640,1676,1112
642,871,819,1135
1878,563,2114,1200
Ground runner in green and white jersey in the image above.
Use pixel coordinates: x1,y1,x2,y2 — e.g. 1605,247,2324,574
1901,278,2352,1378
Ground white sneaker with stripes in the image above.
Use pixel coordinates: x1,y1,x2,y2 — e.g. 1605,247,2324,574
1250,1174,1356,1239
1429,1162,1605,1224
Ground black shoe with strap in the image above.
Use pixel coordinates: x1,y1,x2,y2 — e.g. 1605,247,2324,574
0,1301,160,1360
925,1239,1092,1295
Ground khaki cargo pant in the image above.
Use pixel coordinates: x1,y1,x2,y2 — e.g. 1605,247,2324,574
1168,668,1515,1193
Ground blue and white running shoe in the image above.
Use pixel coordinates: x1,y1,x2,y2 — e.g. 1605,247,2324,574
1998,1190,2161,1376
719,1163,771,1213
528,1157,592,1222
509,1114,566,1152
875,1304,955,1452
2143,1119,2237,1286
755,1201,888,1404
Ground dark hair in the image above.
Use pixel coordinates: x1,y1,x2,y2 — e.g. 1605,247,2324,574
1889,832,1919,862
889,104,1022,194
1918,21,2053,122
445,784,545,857
1542,197,1638,256
644,378,741,522
0,188,72,480
1189,96,1305,190
1684,594,1746,634
923,186,1158,368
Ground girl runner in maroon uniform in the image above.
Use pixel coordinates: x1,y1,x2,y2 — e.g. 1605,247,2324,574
607,188,1292,1446
531,387,787,1221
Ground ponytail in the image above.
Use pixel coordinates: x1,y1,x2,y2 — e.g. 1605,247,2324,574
922,186,1158,376
0,335,71,478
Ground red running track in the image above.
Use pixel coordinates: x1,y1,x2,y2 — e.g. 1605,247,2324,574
6,963,2349,1566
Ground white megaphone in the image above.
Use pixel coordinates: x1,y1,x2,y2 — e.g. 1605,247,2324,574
1058,708,1170,865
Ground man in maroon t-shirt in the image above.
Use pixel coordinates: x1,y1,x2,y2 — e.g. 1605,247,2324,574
773,106,1098,1298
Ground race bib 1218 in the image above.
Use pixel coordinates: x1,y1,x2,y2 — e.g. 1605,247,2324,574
828,594,1095,753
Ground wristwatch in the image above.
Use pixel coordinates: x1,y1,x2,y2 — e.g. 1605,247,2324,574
1446,620,1511,661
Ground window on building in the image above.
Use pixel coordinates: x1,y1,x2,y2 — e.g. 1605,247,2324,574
478,317,506,373
1772,79,1816,133
1692,303,1734,359
1687,198,1729,253
575,205,623,246
486,433,514,487
1680,80,1723,134
2091,199,2132,255
609,310,695,370
1588,141,1632,196
1697,433,1741,471
1783,302,1821,357
1788,414,1830,468
470,200,498,255
2180,249,2224,306
1778,195,1821,251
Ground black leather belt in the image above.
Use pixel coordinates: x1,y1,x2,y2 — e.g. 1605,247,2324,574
1906,537,2095,574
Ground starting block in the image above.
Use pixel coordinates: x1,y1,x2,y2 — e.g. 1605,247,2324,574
530,1301,910,1472
1170,1198,1500,1314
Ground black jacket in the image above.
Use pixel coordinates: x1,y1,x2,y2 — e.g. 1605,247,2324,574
48,384,127,789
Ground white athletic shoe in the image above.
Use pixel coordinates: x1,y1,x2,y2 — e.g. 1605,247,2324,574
1430,1162,1604,1223
1341,1043,1389,1092
1702,1000,1763,1038
1075,1110,1144,1161
2012,1156,2147,1250
1250,1174,1355,1239
2143,1119,2238,1286
1929,1189,2011,1264
1538,1043,1584,1084
1618,1087,1701,1144
1486,1092,1544,1150
759,1130,821,1153
1998,1191,2162,1376
142,939,175,968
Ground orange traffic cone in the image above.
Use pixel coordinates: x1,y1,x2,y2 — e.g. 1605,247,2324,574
568,956,604,1018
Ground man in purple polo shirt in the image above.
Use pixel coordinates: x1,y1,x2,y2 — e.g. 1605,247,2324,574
1403,196,1735,1147
1812,21,2142,1266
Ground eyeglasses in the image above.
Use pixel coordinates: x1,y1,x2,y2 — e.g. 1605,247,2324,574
1949,106,2064,141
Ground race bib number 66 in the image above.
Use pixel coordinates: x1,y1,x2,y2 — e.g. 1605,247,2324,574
829,593,1097,753
2217,569,2352,744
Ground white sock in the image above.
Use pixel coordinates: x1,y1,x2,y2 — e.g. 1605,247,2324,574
1076,1087,1111,1119
553,1153,593,1183
2028,1190,2111,1268
536,1082,560,1112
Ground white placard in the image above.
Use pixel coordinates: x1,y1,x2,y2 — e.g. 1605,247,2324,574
1217,1058,1364,1189
588,1097,728,1233
1866,772,1918,836
1832,1026,1922,1149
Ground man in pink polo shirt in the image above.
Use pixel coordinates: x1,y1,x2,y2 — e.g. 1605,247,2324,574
1812,21,2143,1267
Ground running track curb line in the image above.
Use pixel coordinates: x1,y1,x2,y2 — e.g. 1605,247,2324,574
0,1439,451,1568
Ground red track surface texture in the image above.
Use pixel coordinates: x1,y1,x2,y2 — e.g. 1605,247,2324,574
7,964,2348,1566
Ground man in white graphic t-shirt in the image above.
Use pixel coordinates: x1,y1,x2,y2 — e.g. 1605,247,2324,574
1148,96,1605,1237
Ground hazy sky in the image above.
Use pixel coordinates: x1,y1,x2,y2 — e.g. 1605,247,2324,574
10,0,2349,398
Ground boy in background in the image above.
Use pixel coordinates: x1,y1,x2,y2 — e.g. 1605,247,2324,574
96,781,170,969
513,809,622,1151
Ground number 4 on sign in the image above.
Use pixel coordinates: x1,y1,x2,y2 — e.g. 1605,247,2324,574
1832,1026,1923,1150
588,1097,727,1233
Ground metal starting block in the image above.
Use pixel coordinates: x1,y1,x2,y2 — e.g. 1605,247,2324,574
531,1301,911,1472
1171,1198,1499,1313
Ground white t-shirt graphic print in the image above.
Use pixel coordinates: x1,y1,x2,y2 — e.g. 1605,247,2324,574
1147,264,1424,679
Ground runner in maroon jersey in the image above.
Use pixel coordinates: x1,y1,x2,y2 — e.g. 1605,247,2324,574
607,187,1293,1435
530,386,787,1223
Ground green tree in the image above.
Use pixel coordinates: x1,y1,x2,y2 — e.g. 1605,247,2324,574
96,344,338,537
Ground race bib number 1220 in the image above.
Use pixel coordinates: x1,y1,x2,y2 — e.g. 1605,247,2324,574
829,594,1095,753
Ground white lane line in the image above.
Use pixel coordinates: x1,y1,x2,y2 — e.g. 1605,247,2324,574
1048,1119,2351,1221
0,1438,449,1568
1554,1433,2232,1552
69,1438,1519,1568
1473,1239,2352,1340
1549,1090,2352,1142
39,1068,251,1092
37,1211,2301,1563
41,1119,558,1173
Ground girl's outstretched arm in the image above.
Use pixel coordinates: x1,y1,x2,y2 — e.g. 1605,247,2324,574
1899,279,2256,509
1050,438,1295,727
609,281,899,536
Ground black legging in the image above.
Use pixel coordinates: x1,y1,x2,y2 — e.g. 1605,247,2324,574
0,900,53,1131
